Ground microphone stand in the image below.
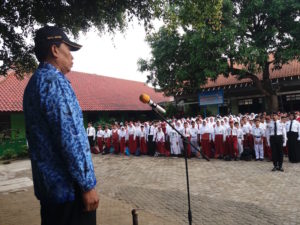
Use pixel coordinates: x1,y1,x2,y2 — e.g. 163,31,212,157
151,108,210,225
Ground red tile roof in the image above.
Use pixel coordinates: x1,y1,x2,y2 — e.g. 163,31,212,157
203,59,300,88
0,71,170,112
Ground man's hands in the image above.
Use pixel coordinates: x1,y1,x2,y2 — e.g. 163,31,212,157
82,188,99,211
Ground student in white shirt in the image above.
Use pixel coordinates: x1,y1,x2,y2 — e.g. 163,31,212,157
285,112,300,163
86,122,95,149
252,119,265,161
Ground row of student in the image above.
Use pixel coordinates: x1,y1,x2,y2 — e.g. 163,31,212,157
86,112,300,171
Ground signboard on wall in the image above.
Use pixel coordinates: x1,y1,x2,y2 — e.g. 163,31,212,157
198,90,224,106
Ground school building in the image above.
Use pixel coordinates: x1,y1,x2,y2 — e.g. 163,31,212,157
175,59,300,116
0,71,171,140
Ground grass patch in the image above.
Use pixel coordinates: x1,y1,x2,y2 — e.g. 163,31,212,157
0,139,28,160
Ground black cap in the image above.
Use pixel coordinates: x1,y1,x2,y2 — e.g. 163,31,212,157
34,26,82,51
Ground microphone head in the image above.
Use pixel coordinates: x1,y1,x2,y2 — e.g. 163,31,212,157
139,93,150,104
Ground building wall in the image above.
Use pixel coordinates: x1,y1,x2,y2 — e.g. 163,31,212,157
207,105,219,115
230,99,239,115
10,113,26,139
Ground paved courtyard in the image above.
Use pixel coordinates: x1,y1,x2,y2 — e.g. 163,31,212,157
1,155,300,225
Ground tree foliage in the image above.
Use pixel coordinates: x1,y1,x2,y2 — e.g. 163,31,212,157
139,0,300,111
0,0,222,77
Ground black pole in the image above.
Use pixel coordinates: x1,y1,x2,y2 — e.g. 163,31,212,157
132,209,138,225
151,108,210,225
183,137,192,225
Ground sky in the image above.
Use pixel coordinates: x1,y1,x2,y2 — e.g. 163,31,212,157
72,19,158,83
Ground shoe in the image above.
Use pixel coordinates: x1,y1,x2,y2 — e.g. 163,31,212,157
259,158,264,161
255,159,258,161
271,167,277,172
277,167,284,172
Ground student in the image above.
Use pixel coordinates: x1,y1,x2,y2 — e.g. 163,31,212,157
266,112,287,172
103,126,112,154
111,124,119,154
138,124,148,155
225,120,238,160
286,112,300,163
96,125,104,153
199,120,212,158
252,119,265,161
213,120,225,159
155,126,165,156
118,126,127,154
87,122,96,150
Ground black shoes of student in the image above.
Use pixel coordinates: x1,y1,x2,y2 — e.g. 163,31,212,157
271,167,277,171
277,167,284,172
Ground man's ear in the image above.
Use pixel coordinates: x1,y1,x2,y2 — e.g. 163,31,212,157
49,44,60,58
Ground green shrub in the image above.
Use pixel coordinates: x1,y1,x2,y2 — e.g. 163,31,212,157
0,139,28,160
1,148,17,160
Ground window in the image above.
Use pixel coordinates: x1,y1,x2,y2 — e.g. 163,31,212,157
286,94,300,101
238,99,253,105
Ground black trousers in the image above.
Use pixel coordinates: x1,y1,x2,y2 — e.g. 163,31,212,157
147,135,155,156
41,187,96,225
88,136,94,148
270,135,283,168
287,131,299,163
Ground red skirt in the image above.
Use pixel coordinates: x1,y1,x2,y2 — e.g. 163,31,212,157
225,136,238,158
97,137,103,153
156,141,165,154
140,137,148,154
104,137,111,149
129,135,136,154
214,134,224,158
120,137,126,154
201,133,211,158
112,137,119,153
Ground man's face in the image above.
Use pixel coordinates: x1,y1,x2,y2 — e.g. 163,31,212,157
56,43,73,74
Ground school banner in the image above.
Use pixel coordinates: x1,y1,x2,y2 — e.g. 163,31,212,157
198,90,224,106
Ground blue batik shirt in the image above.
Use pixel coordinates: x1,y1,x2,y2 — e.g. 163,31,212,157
23,63,97,204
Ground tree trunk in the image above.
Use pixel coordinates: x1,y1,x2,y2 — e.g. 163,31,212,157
264,94,279,113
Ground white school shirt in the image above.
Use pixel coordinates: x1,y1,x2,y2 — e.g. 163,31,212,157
225,127,238,136
266,120,287,146
127,126,136,139
103,130,111,138
96,130,104,138
87,126,96,140
285,120,300,137
118,129,128,140
213,125,225,141
199,125,212,141
252,126,264,139
137,129,147,139
190,127,199,139
155,131,165,142
183,127,191,138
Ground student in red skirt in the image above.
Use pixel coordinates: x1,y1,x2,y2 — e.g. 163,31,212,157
182,121,192,158
127,122,136,154
225,120,239,160
138,124,148,155
155,126,165,156
96,125,104,153
102,126,111,154
199,120,213,158
118,126,127,154
213,120,226,159
111,124,119,154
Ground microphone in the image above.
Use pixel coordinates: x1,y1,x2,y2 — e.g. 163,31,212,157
139,93,166,114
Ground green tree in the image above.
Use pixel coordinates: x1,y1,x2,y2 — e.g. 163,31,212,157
0,0,222,77
139,0,300,112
